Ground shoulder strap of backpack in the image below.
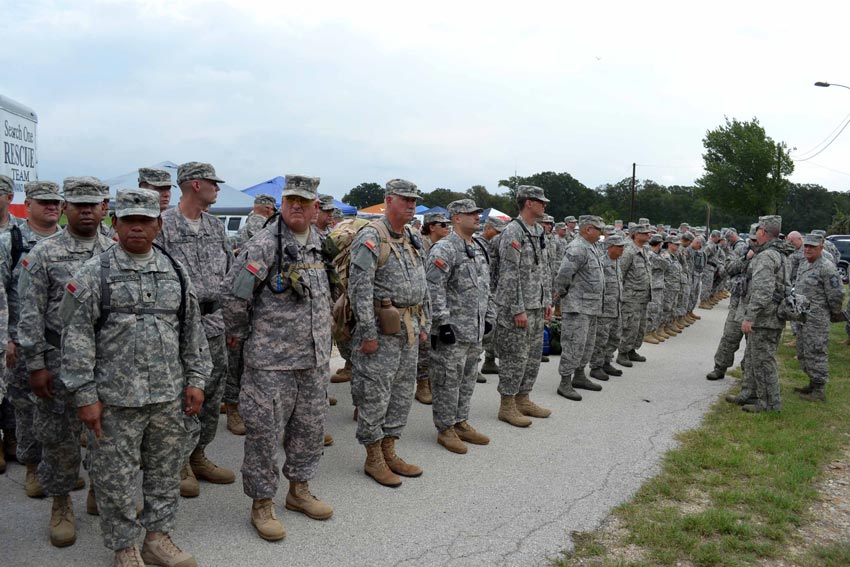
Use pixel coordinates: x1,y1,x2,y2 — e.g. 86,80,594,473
10,224,24,268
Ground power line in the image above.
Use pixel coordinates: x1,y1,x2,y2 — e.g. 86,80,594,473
793,116,850,162
794,160,850,177
793,110,850,159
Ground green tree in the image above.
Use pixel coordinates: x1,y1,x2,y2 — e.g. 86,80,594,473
342,182,384,209
498,171,596,221
421,188,467,209
465,185,517,216
696,117,794,216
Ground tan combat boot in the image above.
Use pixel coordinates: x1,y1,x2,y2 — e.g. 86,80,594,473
652,331,666,342
285,480,333,520
643,333,660,345
437,427,468,454
454,421,490,445
87,487,99,515
189,448,235,484
515,393,551,418
323,434,334,447
114,546,145,567
659,326,674,339
330,360,352,383
25,462,44,498
498,396,532,427
381,437,422,477
415,379,432,405
364,442,402,487
251,499,286,541
179,462,199,498
49,495,76,547
141,532,196,567
689,311,701,320
225,403,246,436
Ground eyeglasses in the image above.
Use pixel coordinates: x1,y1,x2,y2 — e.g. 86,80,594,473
431,222,448,228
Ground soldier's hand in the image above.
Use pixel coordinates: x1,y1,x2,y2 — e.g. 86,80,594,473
360,339,379,354
514,312,528,328
29,368,54,399
741,320,753,335
746,250,755,260
226,336,241,348
78,401,103,440
184,387,204,415
544,306,554,321
6,341,16,369
419,331,428,345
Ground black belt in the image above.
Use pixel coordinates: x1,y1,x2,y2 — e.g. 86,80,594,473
45,328,61,349
199,301,221,316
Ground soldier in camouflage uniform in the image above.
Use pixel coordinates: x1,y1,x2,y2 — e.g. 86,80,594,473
699,230,721,307
0,180,63,498
348,179,430,487
415,211,449,406
61,188,210,567
314,194,336,238
222,175,335,541
18,177,116,547
138,167,174,212
688,236,705,315
563,216,577,247
644,234,668,344
589,232,626,382
739,216,787,413
554,215,606,401
616,224,652,367
792,233,846,401
237,194,276,249
426,199,493,453
494,186,553,427
658,235,683,339
675,231,695,328
811,230,840,265
156,162,235,496
475,215,506,382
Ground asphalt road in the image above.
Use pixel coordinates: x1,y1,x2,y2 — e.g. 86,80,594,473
1,302,738,566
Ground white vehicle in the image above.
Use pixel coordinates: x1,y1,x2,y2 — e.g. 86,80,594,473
1,95,38,193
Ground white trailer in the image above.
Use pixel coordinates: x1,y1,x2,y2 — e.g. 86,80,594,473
0,94,38,193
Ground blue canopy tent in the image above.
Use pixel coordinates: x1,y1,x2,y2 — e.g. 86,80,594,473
420,206,448,215
241,176,357,214
415,205,429,214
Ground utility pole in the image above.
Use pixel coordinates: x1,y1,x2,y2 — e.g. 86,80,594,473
629,162,636,223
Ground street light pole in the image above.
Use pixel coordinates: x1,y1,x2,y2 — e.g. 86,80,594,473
814,81,850,90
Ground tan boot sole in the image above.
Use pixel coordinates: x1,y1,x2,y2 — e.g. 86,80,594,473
285,495,334,520
364,469,402,488
252,519,286,541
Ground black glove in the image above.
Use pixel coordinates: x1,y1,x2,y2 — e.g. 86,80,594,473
438,324,456,345
484,321,493,335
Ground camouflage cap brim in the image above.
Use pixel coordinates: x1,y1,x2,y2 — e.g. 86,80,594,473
282,188,318,201
115,207,160,219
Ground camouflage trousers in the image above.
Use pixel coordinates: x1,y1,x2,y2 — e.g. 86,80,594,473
429,341,482,431
590,316,621,369
796,311,831,386
689,275,702,312
416,337,430,382
223,340,244,405
337,338,352,362
240,364,329,497
91,399,185,551
0,396,14,431
677,282,691,317
647,288,665,332
701,265,717,302
619,301,649,354
662,287,680,325
351,325,419,446
495,307,545,397
483,326,497,359
194,333,227,452
742,327,782,411
558,312,597,377
5,352,41,465
34,370,83,497
713,298,744,371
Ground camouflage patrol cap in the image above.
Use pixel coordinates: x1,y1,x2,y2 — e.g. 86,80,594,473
385,179,422,200
710,229,721,238
638,217,650,225
332,208,344,219
665,235,681,245
540,214,555,224
681,231,695,241
447,199,483,216
253,193,276,206
63,176,109,204
517,185,549,203
318,194,336,211
649,234,664,245
605,233,627,246
115,188,160,218
0,175,13,195
485,216,508,231
614,219,623,226
564,215,577,223
811,229,826,237
424,212,449,225
803,233,824,246
282,175,320,200
757,215,782,233
579,215,604,230
554,222,566,230
138,167,172,188
176,162,225,185
25,181,63,201
604,225,615,234
635,223,653,234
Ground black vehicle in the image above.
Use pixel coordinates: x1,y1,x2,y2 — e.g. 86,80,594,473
826,235,850,284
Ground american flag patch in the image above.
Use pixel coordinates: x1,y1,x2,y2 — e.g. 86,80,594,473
434,258,446,269
246,261,261,275
66,279,83,298
21,257,29,267
364,240,376,251
511,240,521,251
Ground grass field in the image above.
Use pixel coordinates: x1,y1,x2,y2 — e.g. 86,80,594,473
557,317,850,567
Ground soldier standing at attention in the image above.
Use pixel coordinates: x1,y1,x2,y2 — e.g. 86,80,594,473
554,215,606,401
563,216,577,246
644,234,668,344
138,167,174,213
588,232,627,384
18,177,116,547
494,186,553,427
61,188,210,567
236,194,276,250
314,194,336,238
415,211,449,406
156,162,234,496
616,224,652,367
426,199,493,454
792,233,845,402
348,179,430,488
475,215,506,383
222,175,335,541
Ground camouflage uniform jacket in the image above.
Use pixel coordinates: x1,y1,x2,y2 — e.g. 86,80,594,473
554,236,605,315
496,217,552,315
426,232,493,344
648,248,668,291
618,240,652,303
546,232,562,289
787,248,804,286
599,251,622,318
741,239,788,329
0,222,63,343
348,217,430,342
661,250,682,297
17,231,115,371
705,240,719,267
795,256,845,317
237,212,268,247
0,215,26,234
155,208,234,337
60,246,211,408
488,232,503,293
824,239,840,265
221,219,333,370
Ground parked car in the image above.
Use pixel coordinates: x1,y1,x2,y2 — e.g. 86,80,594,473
826,235,850,284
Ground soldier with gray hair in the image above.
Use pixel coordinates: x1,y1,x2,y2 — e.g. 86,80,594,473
61,188,211,567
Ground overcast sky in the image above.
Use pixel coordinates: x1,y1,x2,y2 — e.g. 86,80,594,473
4,0,850,200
